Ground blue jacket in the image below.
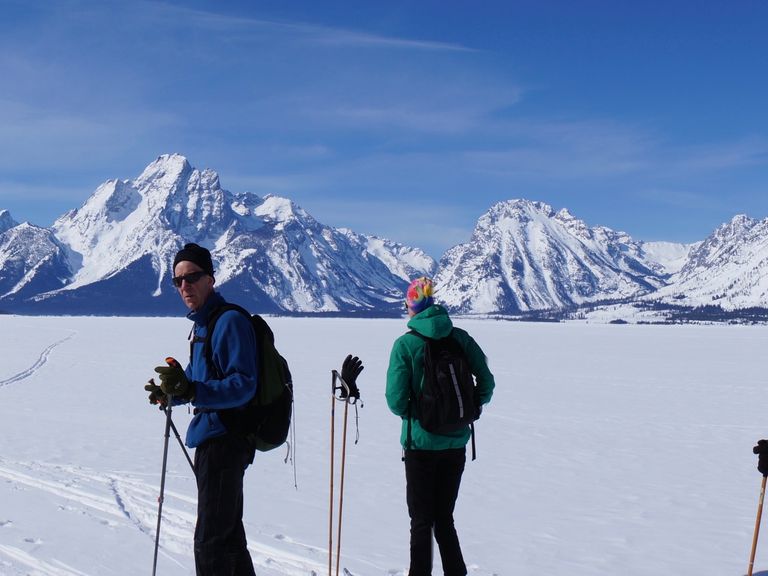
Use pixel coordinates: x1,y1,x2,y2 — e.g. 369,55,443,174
181,292,259,448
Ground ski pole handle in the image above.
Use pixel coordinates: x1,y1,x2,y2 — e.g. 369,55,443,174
332,370,350,399
332,370,360,405
164,357,182,400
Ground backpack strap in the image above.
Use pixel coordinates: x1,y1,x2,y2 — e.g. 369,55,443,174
405,329,427,453
193,302,260,434
193,303,252,380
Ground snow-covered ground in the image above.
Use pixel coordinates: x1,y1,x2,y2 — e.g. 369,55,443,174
1,315,768,575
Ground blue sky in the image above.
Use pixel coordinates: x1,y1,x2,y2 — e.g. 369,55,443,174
1,0,767,258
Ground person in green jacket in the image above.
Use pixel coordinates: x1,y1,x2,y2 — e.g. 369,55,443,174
386,277,495,576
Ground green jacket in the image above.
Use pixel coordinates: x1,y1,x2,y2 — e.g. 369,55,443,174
385,304,495,450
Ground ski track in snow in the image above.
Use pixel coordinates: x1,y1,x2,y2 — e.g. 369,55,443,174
0,459,196,551
0,458,342,575
0,544,90,576
0,333,75,388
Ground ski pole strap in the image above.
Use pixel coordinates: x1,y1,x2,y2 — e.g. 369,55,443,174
470,422,476,461
353,403,361,445
405,392,413,459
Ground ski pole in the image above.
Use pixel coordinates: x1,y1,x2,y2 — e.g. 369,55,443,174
335,385,350,576
329,370,351,576
152,393,173,576
162,405,195,474
150,376,195,475
329,374,336,576
748,474,767,576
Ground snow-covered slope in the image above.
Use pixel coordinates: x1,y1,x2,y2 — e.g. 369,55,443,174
639,240,698,276
650,215,768,309
0,222,72,301
434,199,666,314
51,155,225,291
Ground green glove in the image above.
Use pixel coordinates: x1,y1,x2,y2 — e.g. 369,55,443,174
144,378,167,405
154,357,194,400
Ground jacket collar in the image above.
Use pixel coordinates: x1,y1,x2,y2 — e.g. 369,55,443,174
188,291,226,326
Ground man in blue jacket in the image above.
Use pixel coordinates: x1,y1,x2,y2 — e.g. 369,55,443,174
146,243,258,575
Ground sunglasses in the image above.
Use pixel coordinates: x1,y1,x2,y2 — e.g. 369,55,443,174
172,271,208,288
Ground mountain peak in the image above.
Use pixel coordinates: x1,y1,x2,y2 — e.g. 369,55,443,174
720,213,757,235
136,153,193,188
498,198,554,215
29,154,436,314
255,195,310,224
0,209,18,234
478,199,555,230
436,200,662,314
555,207,577,221
6,151,768,317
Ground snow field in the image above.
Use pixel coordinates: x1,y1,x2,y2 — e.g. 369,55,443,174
0,315,767,575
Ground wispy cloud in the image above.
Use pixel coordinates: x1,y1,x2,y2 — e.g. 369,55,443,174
632,187,716,209
461,119,768,184
329,104,487,134
667,138,768,172
0,179,84,203
139,1,476,53
462,118,656,180
304,28,477,52
0,100,180,171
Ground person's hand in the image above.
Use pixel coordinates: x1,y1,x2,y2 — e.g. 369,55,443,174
340,354,363,399
154,357,194,400
144,378,167,405
473,390,483,420
754,440,768,476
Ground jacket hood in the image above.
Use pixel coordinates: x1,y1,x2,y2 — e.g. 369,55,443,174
406,304,453,339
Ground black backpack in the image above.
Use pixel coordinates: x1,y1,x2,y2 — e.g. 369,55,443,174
408,329,480,458
199,303,293,452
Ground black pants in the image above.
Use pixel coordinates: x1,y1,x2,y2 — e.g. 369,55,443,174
404,448,467,576
193,433,256,576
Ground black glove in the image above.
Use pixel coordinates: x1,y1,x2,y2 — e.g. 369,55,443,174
340,354,363,400
144,378,166,405
154,357,195,400
754,440,768,476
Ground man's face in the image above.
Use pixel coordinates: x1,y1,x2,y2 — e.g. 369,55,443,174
173,261,214,312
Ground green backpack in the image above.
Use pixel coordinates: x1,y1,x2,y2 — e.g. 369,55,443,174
201,303,293,452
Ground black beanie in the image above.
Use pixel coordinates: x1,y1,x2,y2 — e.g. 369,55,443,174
173,243,214,276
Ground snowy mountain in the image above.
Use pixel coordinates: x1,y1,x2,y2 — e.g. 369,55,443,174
434,199,668,314
2,154,435,315
638,240,698,276
0,220,72,301
2,156,767,319
649,214,768,310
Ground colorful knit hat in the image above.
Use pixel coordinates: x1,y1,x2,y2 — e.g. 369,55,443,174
405,276,435,314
